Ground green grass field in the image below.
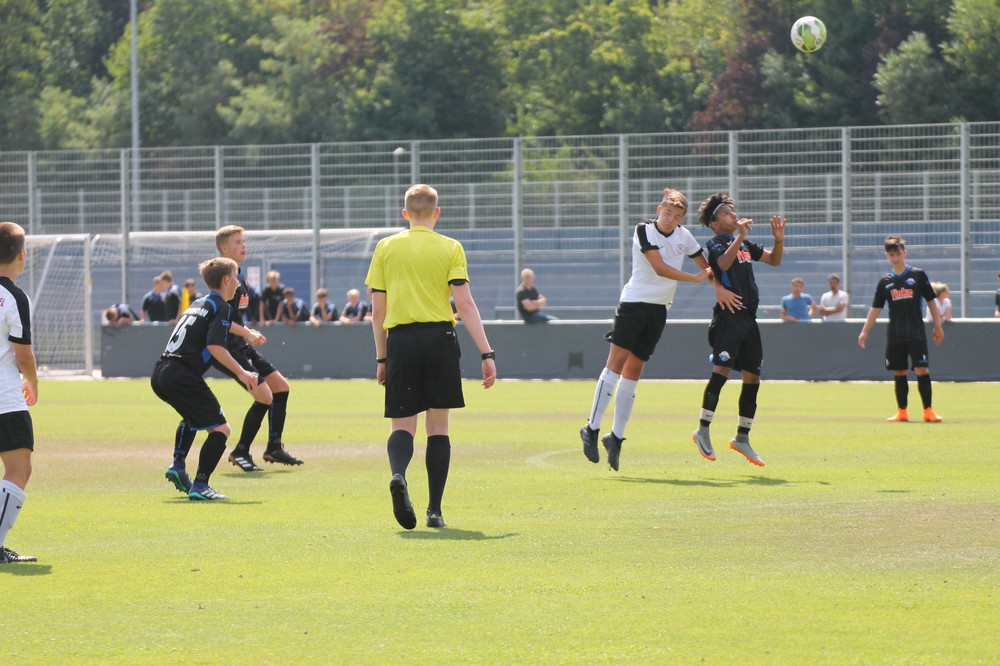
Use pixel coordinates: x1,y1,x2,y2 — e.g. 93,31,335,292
3,378,998,664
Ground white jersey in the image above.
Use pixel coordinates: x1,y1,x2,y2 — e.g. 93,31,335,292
0,276,31,414
619,220,703,306
820,289,849,321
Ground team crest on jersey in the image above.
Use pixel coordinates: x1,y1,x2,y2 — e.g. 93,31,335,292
675,242,686,254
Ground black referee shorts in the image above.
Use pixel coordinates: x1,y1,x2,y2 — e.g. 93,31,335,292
0,411,33,453
604,301,667,362
384,322,464,418
151,358,228,430
214,341,277,386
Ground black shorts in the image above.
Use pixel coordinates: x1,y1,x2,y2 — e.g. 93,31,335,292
151,358,228,430
884,339,930,371
384,322,464,418
604,302,667,362
0,411,33,453
708,310,763,375
214,341,277,385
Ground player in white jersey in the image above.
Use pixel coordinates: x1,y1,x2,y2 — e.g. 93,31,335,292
0,222,39,564
578,188,738,471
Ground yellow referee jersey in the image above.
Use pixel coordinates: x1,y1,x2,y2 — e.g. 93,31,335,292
366,226,469,329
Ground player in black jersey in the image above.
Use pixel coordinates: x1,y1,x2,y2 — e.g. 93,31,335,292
215,225,303,470
858,236,944,422
152,257,258,500
691,193,785,467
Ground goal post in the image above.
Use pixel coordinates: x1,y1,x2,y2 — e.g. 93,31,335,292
24,234,93,376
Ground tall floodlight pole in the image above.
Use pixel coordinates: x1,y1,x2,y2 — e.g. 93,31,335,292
124,0,140,302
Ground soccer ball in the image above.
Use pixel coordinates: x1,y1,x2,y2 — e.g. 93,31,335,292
791,16,827,53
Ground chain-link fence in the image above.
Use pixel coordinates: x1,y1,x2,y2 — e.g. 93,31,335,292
3,123,999,319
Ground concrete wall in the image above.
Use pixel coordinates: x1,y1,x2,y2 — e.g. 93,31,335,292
103,319,1000,382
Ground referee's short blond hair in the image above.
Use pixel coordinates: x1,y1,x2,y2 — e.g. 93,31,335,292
405,184,439,218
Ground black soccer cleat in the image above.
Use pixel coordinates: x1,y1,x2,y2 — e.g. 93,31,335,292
426,511,447,528
0,547,37,564
580,425,601,463
601,432,624,472
389,474,417,530
263,444,303,466
228,449,264,472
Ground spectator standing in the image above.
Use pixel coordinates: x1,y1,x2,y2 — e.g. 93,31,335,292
160,271,182,323
516,268,556,323
932,283,952,322
260,270,286,326
819,273,849,321
858,235,944,423
0,221,39,564
780,277,818,322
141,276,168,323
366,184,497,530
179,278,202,313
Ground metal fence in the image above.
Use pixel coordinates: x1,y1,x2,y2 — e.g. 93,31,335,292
2,123,1000,319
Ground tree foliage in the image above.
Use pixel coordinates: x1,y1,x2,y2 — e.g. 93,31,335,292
1,0,998,150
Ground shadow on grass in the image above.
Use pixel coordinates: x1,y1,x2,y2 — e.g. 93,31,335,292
0,563,53,577
613,475,789,488
400,529,517,541
162,498,265,506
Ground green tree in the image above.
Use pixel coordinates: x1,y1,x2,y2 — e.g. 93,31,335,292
219,1,378,144
344,0,507,140
102,0,276,146
504,0,698,136
874,32,956,124
0,0,45,150
943,0,1000,121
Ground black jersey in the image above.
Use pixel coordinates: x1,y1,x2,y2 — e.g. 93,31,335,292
159,292,233,375
871,265,936,344
705,234,766,315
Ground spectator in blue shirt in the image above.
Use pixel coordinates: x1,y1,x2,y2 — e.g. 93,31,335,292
780,277,817,322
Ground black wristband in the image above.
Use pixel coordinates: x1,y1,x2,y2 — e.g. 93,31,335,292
376,357,387,364
481,351,495,360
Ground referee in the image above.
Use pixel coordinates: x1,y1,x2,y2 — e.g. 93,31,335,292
366,184,497,530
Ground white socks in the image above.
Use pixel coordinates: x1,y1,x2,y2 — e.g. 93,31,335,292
0,480,26,548
611,378,638,439
588,368,619,431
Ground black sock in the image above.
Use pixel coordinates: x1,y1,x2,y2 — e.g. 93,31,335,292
426,435,451,515
172,421,196,467
700,372,728,427
195,431,228,484
894,375,908,409
236,401,269,451
737,383,760,435
267,391,289,448
917,374,932,409
387,430,414,477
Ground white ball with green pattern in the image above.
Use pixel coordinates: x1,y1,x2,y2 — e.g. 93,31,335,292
791,16,827,53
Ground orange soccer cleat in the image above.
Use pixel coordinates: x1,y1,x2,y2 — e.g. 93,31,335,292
923,408,943,423
886,409,909,422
